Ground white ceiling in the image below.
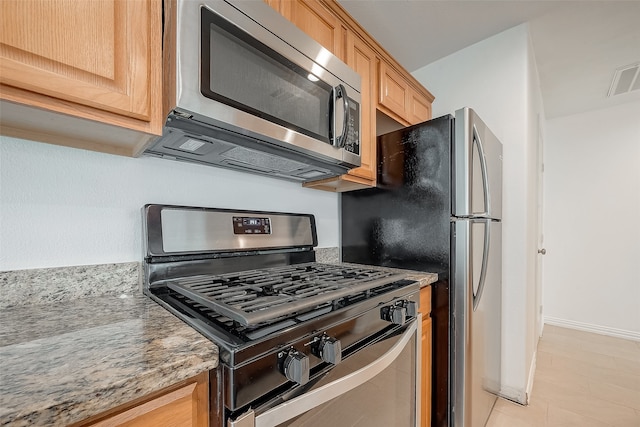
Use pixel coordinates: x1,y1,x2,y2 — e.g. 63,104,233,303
338,0,640,119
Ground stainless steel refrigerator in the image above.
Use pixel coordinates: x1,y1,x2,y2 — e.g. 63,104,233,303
341,107,502,427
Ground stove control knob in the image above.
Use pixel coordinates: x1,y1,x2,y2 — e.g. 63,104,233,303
390,306,407,325
381,304,407,325
404,301,418,318
281,349,309,385
312,335,342,365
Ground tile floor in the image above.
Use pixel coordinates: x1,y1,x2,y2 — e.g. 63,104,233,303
486,325,640,427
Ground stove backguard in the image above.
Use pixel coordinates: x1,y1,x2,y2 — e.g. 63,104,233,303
143,204,317,260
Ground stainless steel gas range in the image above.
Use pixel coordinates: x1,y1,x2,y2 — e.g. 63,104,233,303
142,204,422,427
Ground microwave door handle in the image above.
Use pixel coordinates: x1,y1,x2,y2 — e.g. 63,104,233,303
330,84,349,148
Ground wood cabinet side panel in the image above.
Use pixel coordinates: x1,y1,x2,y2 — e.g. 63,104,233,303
421,316,433,427
420,286,433,427
420,286,432,316
345,31,376,182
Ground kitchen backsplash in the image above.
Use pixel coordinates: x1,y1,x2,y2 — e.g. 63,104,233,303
0,263,140,309
315,247,339,264
0,248,339,309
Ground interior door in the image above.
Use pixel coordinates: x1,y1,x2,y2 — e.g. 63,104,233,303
535,114,545,338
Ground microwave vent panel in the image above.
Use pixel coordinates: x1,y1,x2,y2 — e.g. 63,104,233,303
223,146,310,173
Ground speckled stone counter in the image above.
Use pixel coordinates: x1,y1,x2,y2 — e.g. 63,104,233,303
0,263,140,310
341,262,439,288
0,265,218,427
402,269,439,288
316,248,439,288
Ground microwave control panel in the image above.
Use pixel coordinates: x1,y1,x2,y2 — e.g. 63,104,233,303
345,98,360,155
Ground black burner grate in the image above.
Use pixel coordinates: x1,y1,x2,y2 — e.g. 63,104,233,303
166,263,406,326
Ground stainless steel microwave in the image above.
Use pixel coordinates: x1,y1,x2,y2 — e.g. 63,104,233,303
143,0,362,182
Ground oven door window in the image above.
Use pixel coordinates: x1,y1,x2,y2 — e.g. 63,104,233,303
201,8,332,144
249,322,418,427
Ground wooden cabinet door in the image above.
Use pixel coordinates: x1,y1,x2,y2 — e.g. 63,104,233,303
408,89,432,125
0,0,162,134
280,0,345,60
378,60,410,122
378,60,432,126
76,373,209,427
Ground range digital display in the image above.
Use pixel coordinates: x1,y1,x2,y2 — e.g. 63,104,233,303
233,216,271,235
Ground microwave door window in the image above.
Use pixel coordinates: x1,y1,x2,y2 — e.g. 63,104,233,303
201,9,332,143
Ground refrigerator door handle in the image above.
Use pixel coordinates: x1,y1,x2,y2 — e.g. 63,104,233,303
473,125,491,217
473,219,491,311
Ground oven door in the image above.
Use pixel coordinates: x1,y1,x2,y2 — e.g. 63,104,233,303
228,318,420,427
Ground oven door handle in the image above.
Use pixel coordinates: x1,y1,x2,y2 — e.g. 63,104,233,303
228,318,419,427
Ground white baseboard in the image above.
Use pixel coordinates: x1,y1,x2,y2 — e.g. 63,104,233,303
497,344,539,405
498,385,527,405
544,316,640,342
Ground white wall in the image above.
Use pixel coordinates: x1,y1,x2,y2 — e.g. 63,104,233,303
543,101,640,339
412,24,543,403
0,136,340,271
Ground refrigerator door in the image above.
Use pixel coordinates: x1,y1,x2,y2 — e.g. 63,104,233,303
451,218,502,427
453,108,503,220
341,115,453,274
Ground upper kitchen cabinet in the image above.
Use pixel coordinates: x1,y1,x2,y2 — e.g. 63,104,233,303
274,0,346,60
379,60,433,126
0,0,163,156
267,0,434,192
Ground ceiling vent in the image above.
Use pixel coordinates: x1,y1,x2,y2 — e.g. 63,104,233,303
607,63,640,97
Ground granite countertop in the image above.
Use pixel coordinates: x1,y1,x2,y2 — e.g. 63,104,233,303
317,248,440,288
338,262,439,289
0,269,219,427
394,268,438,288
